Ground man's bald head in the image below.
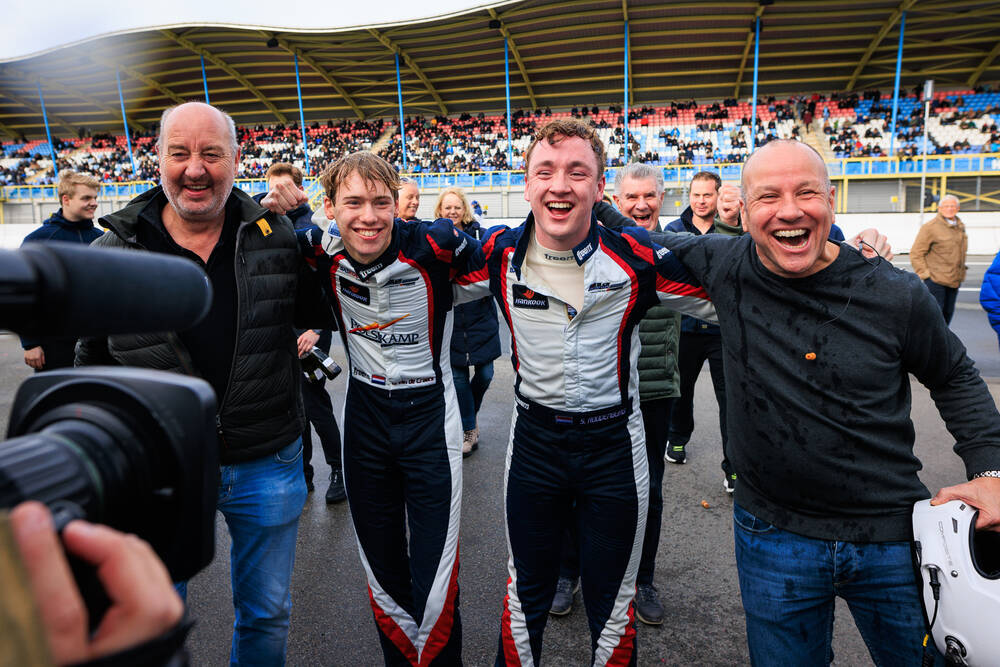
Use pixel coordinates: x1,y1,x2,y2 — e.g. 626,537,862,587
157,102,238,154
742,139,830,193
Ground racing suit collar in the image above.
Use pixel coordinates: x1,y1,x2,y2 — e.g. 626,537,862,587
347,219,401,281
510,211,600,279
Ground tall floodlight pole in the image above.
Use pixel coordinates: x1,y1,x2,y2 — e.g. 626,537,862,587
36,82,59,179
919,79,934,224
749,16,761,152
396,53,407,171
888,12,906,158
505,38,513,169
624,19,630,164
116,68,138,178
201,55,210,103
293,53,310,175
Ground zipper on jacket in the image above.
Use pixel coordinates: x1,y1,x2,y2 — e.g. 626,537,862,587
216,223,249,427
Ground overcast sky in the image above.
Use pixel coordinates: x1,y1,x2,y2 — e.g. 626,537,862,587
3,0,513,62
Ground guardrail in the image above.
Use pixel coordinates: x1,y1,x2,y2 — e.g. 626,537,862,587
3,153,998,201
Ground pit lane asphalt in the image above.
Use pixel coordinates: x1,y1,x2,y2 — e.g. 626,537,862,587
0,257,997,666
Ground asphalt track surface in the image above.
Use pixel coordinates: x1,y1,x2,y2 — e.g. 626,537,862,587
1,257,998,666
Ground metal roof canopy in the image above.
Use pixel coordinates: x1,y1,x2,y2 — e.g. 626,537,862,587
1,0,999,140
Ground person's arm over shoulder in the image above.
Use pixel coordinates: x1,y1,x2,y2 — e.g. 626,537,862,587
902,272,1000,478
908,223,933,279
621,226,717,324
593,201,635,231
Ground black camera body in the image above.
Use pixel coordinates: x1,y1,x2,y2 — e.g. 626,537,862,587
0,241,219,613
4,367,217,582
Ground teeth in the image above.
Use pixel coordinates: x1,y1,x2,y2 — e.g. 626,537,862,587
356,229,379,238
774,229,806,238
547,202,572,209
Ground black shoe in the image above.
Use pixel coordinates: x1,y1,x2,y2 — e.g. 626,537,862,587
665,443,687,464
549,577,579,616
326,469,347,504
635,584,664,625
724,472,737,494
304,476,315,492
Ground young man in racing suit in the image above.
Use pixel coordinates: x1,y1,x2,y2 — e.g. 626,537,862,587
265,151,483,666
470,119,716,666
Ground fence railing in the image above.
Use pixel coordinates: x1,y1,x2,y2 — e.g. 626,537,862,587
3,153,998,201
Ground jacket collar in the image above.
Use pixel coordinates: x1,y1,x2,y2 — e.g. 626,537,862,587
45,208,97,231
509,211,600,279
100,185,269,243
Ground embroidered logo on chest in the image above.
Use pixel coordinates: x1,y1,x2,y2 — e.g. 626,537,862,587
512,284,549,309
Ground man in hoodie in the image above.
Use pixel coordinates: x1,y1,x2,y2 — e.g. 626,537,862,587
20,169,103,371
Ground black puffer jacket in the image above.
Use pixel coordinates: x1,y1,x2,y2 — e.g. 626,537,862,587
76,186,329,464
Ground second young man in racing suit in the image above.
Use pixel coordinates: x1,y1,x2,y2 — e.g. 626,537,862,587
266,152,483,666
470,119,716,666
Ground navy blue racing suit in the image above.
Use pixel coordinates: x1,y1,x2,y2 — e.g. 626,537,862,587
468,214,715,667
299,218,485,665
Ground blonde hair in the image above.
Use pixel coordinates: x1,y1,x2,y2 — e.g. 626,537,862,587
58,170,100,202
433,187,474,225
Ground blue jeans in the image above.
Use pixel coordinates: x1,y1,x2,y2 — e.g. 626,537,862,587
177,438,308,666
733,503,941,667
451,362,494,431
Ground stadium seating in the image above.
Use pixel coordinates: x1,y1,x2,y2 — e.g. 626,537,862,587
2,89,998,188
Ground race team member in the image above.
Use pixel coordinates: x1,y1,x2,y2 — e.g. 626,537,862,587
659,139,1000,665
254,162,345,503
20,169,103,371
470,119,715,666
266,151,481,665
549,163,682,626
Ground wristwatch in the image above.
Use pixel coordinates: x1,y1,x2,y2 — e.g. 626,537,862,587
972,470,1000,479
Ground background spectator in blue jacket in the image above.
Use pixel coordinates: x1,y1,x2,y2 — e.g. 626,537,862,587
20,169,103,371
435,187,500,455
981,249,1000,350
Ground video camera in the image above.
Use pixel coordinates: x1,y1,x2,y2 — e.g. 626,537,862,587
0,241,219,624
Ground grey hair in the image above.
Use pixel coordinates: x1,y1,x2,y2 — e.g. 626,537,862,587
742,138,831,193
940,194,960,206
156,102,238,154
614,162,664,194
399,177,418,188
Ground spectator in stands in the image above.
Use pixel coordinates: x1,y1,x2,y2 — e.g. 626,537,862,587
254,162,345,504
434,187,500,456
76,102,332,665
981,249,1000,350
397,177,421,221
664,171,742,492
909,194,968,324
20,169,103,371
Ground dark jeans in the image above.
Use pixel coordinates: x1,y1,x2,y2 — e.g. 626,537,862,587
733,504,941,667
301,379,342,482
558,397,673,587
670,332,731,475
451,362,494,431
923,278,958,324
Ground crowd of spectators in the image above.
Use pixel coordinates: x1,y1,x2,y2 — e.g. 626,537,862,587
2,86,998,187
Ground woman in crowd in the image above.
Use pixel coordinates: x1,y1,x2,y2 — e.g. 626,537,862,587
434,187,501,456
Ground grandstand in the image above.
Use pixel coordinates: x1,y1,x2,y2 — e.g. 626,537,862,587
1,1,999,234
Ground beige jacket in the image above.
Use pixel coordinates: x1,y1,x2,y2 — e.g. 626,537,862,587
909,213,968,288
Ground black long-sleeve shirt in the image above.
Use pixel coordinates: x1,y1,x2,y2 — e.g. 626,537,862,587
663,233,1000,541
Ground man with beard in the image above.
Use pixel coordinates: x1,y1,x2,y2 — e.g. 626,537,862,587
76,102,330,665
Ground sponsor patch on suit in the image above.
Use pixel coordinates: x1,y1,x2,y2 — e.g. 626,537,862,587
512,284,549,309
